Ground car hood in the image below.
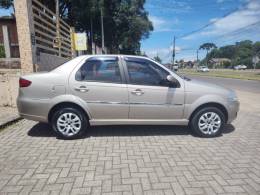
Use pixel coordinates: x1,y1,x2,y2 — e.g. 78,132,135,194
184,78,232,96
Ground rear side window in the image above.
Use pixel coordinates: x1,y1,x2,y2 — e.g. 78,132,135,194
75,57,121,83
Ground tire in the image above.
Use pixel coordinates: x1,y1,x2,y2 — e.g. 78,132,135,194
51,107,88,139
190,107,225,138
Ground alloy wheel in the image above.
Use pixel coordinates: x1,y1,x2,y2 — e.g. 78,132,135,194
56,113,82,137
198,112,221,135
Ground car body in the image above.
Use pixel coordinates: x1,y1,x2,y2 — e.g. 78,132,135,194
234,65,247,70
197,66,209,72
17,55,239,138
173,64,178,71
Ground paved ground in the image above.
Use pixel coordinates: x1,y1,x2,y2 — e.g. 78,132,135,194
0,77,260,195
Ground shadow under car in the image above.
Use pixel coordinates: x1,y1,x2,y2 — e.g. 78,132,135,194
27,122,235,139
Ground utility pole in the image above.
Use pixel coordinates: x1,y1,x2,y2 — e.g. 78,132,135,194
196,49,199,62
172,36,176,70
90,17,94,54
100,7,105,54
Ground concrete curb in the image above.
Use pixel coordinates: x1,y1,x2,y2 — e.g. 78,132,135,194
0,114,22,129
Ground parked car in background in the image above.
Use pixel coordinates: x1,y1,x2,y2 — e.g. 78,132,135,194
234,65,247,70
173,64,178,71
17,55,239,139
197,66,209,72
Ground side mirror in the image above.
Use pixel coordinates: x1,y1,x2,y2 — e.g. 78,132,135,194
167,75,175,82
166,75,180,88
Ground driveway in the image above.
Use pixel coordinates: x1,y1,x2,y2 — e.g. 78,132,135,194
0,77,260,195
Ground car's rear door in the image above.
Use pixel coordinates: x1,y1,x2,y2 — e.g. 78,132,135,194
123,57,184,120
69,56,129,120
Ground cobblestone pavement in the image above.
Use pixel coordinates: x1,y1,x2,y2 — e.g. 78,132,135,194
0,90,259,195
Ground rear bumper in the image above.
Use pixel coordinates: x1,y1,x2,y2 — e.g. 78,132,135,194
227,100,239,124
17,97,49,123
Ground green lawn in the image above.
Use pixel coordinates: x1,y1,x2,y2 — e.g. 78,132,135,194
179,69,260,81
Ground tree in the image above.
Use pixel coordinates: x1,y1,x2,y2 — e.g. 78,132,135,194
199,43,217,65
0,45,5,58
153,55,162,63
0,0,14,13
0,0,12,8
179,59,185,68
199,43,217,56
253,42,260,56
206,40,260,69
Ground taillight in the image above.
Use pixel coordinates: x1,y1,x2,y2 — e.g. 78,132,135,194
19,78,31,88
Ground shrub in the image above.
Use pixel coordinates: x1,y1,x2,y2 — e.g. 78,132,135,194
0,45,5,58
223,61,231,68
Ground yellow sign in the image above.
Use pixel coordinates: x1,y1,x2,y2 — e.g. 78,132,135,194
73,33,87,51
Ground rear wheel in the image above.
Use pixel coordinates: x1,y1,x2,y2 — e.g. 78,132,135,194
190,107,225,138
51,107,88,139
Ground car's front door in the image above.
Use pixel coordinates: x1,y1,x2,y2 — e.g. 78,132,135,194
70,56,129,120
123,57,184,120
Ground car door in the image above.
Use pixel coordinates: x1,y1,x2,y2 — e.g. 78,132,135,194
69,56,129,120
123,57,184,120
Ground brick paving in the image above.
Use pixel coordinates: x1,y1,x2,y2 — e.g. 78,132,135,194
0,90,259,194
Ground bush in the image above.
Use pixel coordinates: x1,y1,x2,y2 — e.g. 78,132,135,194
0,45,5,58
223,61,231,68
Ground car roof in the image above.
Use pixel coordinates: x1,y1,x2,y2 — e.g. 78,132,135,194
81,54,152,60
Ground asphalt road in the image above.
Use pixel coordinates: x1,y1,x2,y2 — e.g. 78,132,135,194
187,75,260,94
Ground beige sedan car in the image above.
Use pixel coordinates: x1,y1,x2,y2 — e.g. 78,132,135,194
17,55,239,139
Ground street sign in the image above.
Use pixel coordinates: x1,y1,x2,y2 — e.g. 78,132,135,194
73,33,87,51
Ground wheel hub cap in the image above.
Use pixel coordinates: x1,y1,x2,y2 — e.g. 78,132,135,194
198,112,221,135
57,113,81,137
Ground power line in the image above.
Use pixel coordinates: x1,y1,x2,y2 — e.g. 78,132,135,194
216,21,260,40
198,20,260,46
176,1,248,40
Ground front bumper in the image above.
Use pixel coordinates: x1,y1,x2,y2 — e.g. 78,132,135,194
227,100,240,124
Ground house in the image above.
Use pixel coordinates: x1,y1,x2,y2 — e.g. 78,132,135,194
163,63,172,69
0,16,21,69
210,58,231,68
0,16,20,58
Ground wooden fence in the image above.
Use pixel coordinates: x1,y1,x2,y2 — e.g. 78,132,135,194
31,0,72,58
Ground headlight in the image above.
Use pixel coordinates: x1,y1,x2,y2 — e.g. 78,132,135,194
228,91,238,102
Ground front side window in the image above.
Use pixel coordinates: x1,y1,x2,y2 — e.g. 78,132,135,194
125,58,169,86
76,57,121,83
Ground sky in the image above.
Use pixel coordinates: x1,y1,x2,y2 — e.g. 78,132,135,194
1,0,259,63
141,0,260,63
0,8,12,16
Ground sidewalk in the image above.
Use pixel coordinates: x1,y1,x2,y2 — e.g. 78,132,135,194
0,106,21,127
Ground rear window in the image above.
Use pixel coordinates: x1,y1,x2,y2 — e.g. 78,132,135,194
75,57,121,83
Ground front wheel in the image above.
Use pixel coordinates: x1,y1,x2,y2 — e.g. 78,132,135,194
51,107,88,139
190,107,225,138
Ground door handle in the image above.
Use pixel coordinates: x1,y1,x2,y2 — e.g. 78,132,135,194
74,86,89,92
131,89,144,96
